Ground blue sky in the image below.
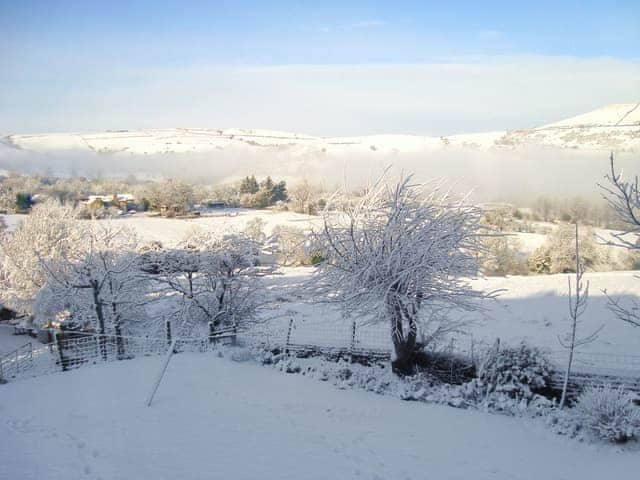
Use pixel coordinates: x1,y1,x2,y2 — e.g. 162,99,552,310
1,1,639,134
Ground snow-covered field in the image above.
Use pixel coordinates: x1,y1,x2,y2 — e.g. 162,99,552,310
2,352,639,480
4,104,639,157
264,268,640,371
0,323,32,356
466,272,640,358
1,210,316,247
2,210,639,361
121,210,316,246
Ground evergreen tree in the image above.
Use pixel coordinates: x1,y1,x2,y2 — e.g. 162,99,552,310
240,175,259,194
260,176,274,192
272,181,288,202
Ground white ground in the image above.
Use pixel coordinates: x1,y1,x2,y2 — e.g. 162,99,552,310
266,267,640,363
1,210,317,247
2,209,639,361
2,352,639,480
0,323,31,356
5,103,639,156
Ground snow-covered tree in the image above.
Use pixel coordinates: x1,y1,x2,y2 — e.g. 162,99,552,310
152,228,269,336
0,182,15,213
35,224,150,358
243,217,267,244
144,179,194,211
290,179,321,215
529,224,608,274
0,199,82,315
312,175,493,375
272,225,315,266
599,153,640,328
480,235,527,276
239,175,260,195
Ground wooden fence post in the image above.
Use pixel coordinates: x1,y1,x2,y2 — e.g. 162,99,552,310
349,320,357,363
54,331,69,372
285,318,294,354
208,321,215,344
166,320,172,346
231,323,238,346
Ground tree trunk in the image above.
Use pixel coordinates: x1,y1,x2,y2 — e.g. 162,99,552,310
91,281,107,361
390,306,417,376
114,321,125,359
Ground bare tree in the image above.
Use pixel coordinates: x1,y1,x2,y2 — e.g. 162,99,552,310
557,223,601,408
152,228,270,336
313,175,494,375
36,224,150,358
599,153,640,327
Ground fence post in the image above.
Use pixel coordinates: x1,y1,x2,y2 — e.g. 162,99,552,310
54,331,69,372
114,323,125,360
448,338,455,384
349,320,357,363
166,320,172,346
285,318,294,354
208,321,215,344
27,343,33,371
231,323,238,346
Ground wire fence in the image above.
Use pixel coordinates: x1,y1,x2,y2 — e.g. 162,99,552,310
0,342,35,382
0,328,238,382
252,316,640,394
2,317,639,396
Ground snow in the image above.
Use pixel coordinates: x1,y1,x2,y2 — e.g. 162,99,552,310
254,268,640,380
513,231,546,254
0,323,32,356
463,271,640,363
0,213,26,233
543,103,640,128
1,210,317,246
1,352,638,480
119,210,317,247
4,104,639,158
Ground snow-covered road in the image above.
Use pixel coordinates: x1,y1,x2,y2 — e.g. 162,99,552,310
1,352,638,480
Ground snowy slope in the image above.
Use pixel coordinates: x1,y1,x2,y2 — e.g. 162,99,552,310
497,103,640,151
265,268,640,362
543,103,640,128
2,352,638,480
4,103,640,158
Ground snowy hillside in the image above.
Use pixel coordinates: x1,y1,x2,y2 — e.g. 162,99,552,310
4,103,640,158
498,103,640,151
2,352,639,480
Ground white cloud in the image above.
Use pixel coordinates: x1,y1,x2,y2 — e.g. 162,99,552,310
2,56,639,136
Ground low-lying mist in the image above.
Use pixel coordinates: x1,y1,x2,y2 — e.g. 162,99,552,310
1,144,636,204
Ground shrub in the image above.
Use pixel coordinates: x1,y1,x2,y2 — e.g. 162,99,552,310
475,342,554,401
575,384,640,443
272,225,314,265
481,236,528,276
527,250,551,274
15,192,32,211
529,225,610,274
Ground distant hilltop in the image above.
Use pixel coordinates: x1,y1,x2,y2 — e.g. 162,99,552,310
3,103,640,158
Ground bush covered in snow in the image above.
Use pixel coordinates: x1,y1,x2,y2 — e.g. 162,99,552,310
480,235,528,276
472,342,555,402
575,384,640,443
528,224,611,274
